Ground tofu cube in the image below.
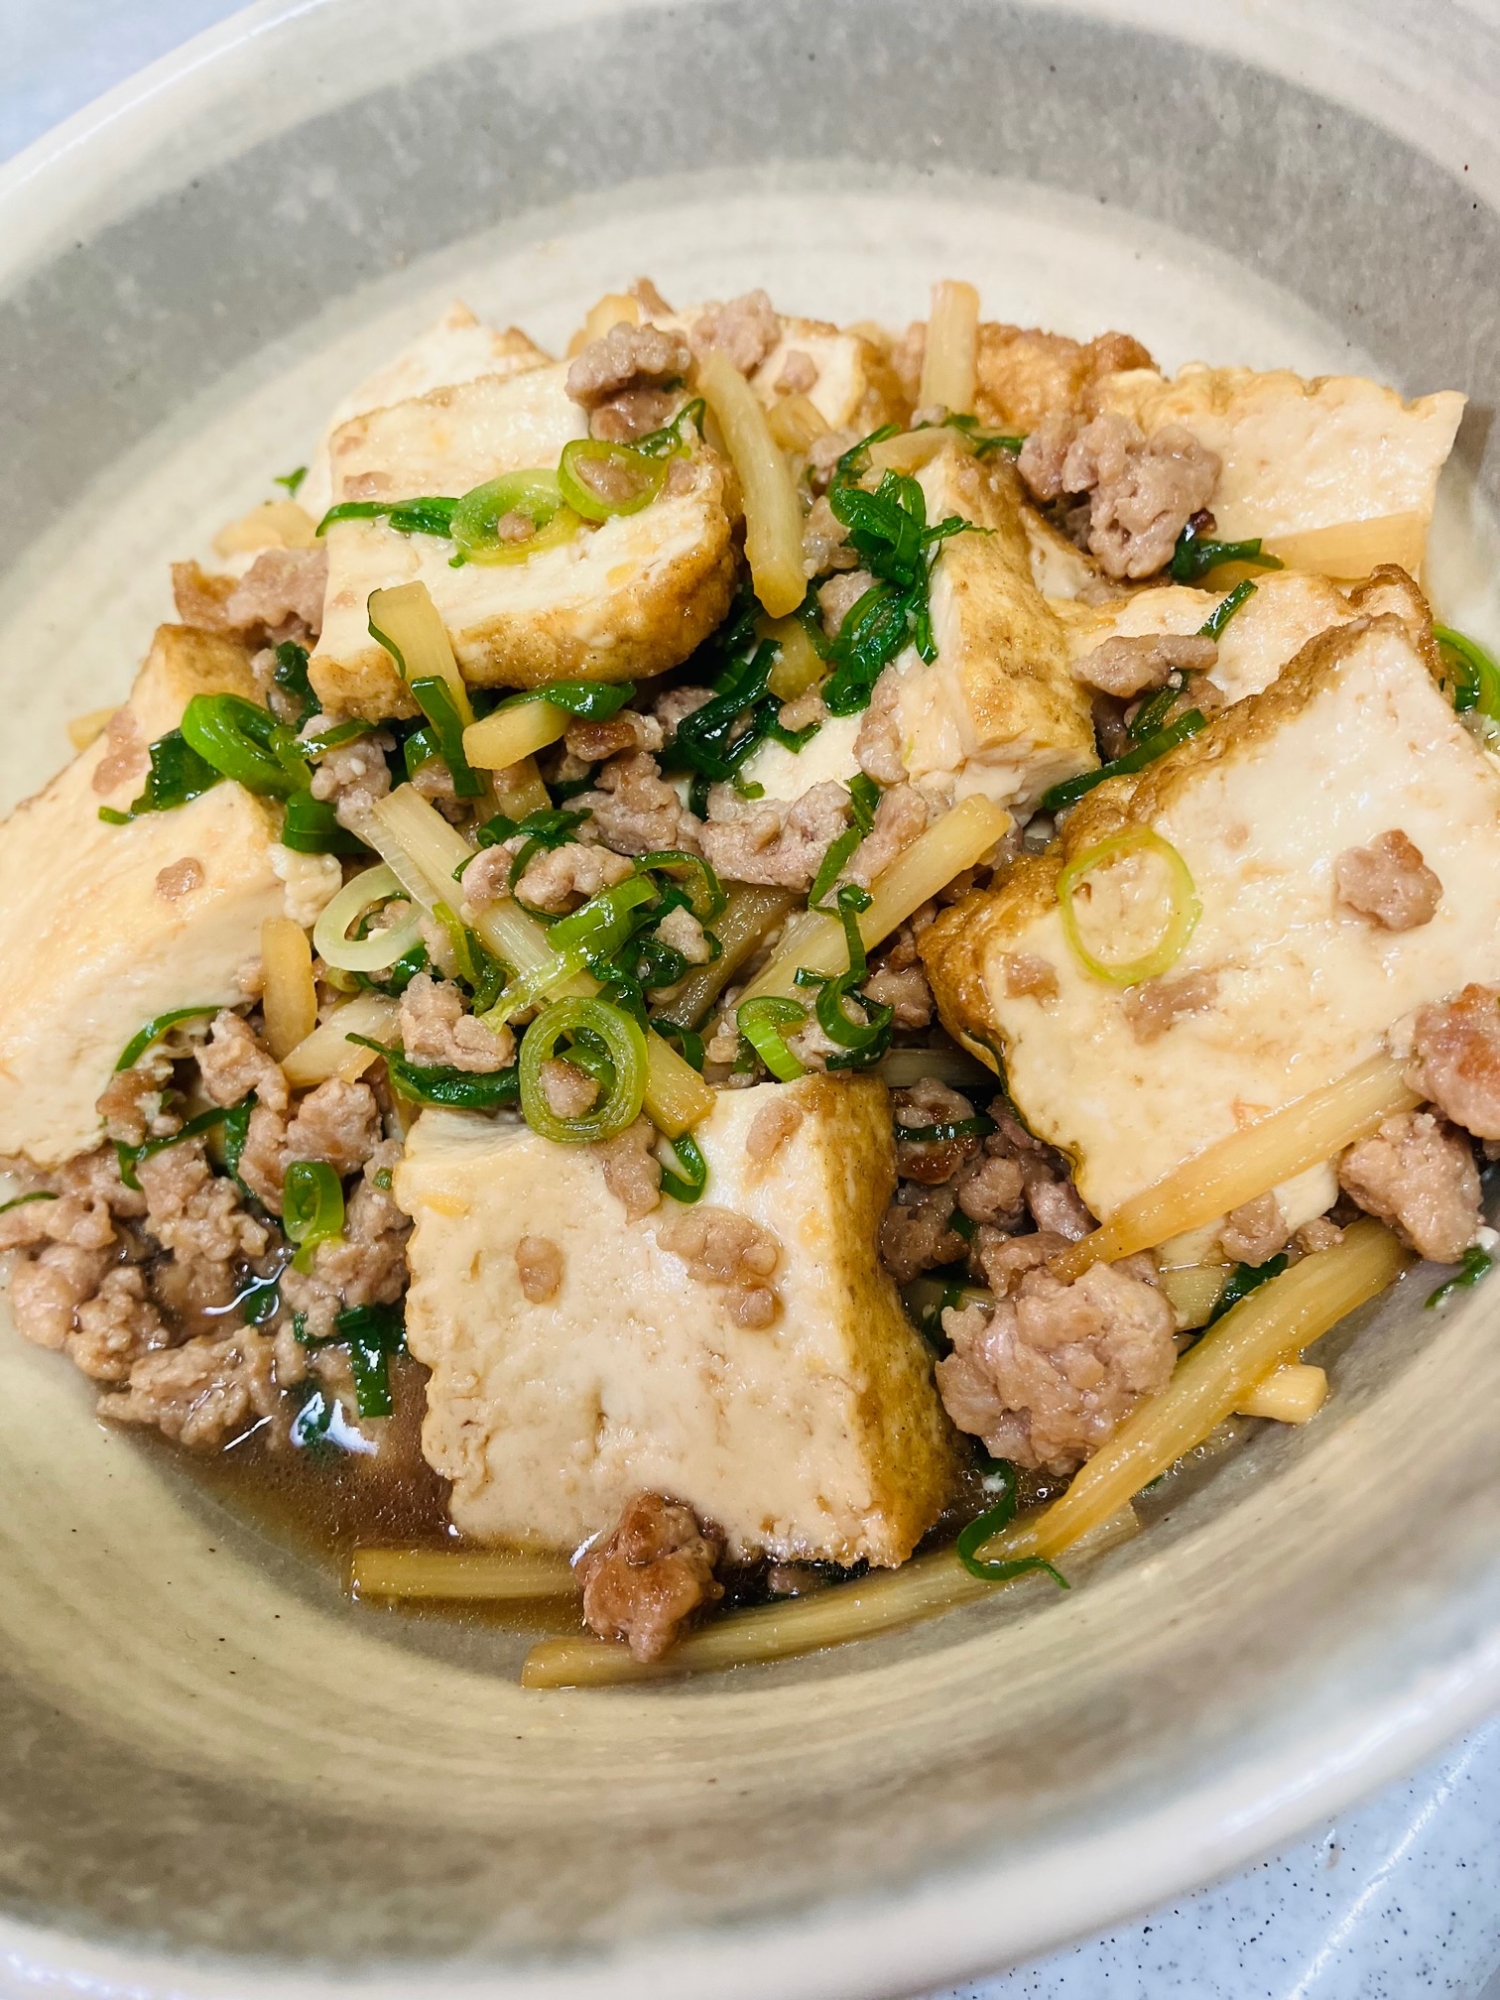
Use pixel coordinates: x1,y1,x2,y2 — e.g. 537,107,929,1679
1096,364,1465,574
922,612,1500,1221
0,626,291,1166
310,362,742,719
395,1075,960,1564
751,316,906,432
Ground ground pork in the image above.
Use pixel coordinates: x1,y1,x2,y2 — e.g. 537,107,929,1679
853,665,907,787
802,492,858,577
956,1151,1027,1229
893,1080,983,1185
514,839,634,913
578,1491,725,1663
573,751,702,857
278,1142,409,1341
847,783,930,887
1121,970,1219,1045
94,1062,176,1148
805,427,860,495
100,1325,280,1449
224,545,328,641
863,961,932,1029
68,1267,171,1383
8,1242,113,1352
1019,412,1220,580
700,780,851,892
651,685,715,742
689,289,780,374
1002,953,1060,1003
566,322,691,409
588,387,683,444
138,1140,268,1265
284,1079,383,1176
1296,1217,1346,1255
657,1203,780,1328
1218,1191,1293,1266
1335,830,1442,931
398,974,514,1072
515,1234,564,1303
92,707,148,795
878,1181,967,1284
653,904,714,966
155,857,204,901
308,730,395,826
170,561,239,634
197,1009,290,1113
745,1095,805,1165
564,711,665,762
776,687,828,735
936,1259,1176,1473
1338,1111,1481,1264
539,1058,599,1121
1026,1176,1093,1241
0,1148,146,1260
976,1228,1072,1297
1405,985,1500,1139
1072,631,1218,698
776,348,819,396
594,1115,663,1220
818,568,876,637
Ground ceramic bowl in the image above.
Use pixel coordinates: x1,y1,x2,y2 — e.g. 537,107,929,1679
2,3,1500,1995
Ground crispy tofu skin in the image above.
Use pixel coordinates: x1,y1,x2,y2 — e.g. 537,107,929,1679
754,317,908,431
1056,564,1433,707
1095,364,1465,571
298,301,551,522
395,1076,960,1563
922,611,1500,1220
0,626,287,1167
309,362,742,719
975,322,1155,433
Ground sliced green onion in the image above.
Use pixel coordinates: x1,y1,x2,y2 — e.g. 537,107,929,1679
281,792,370,856
179,693,309,798
220,1098,255,1203
333,1303,406,1418
404,726,440,778
813,968,894,1059
518,997,648,1142
316,496,459,539
274,466,307,497
116,1006,218,1073
896,1115,996,1145
632,398,705,458
347,1034,519,1110
633,850,728,923
449,472,582,566
299,717,374,758
658,1131,708,1204
1041,709,1208,815
847,772,881,836
736,996,808,1082
652,1021,706,1071
1206,1254,1289,1327
1168,527,1284,585
548,875,660,960
490,680,636,721
808,826,864,910
282,1160,345,1272
955,1462,1069,1587
98,729,222,825
115,1104,231,1193
558,439,669,522
410,675,483,798
1426,1244,1493,1309
940,413,1027,458
1435,625,1500,719
1057,825,1202,987
272,640,318,726
313,864,423,974
1198,578,1257,640
0,1190,58,1216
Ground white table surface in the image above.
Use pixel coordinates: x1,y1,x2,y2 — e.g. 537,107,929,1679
3,3,1499,1994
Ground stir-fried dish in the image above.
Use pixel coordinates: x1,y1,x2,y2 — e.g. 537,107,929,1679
2,275,1493,1684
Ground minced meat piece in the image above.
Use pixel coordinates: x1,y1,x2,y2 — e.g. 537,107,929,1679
279,1142,409,1341
818,568,876,637
594,1115,663,1220
802,493,857,577
197,1009,290,1113
657,1203,781,1328
862,960,932,1029
651,685,715,742
1002,953,1060,1003
573,751,702,857
95,1062,176,1148
91,708,148,795
854,665,907,786
514,840,634,914
700,780,851,892
847,783,930,888
8,1242,113,1352
1072,632,1217,698
878,1182,966,1285
564,711,665,762
976,1228,1071,1297
1335,830,1442,931
566,322,691,410
776,348,819,396
689,289,780,373
1121,971,1219,1045
309,730,396,826
100,1326,280,1450
578,1491,725,1662
745,1095,805,1165
1405,984,1500,1139
515,1234,564,1304
1019,412,1220,581
284,1079,382,1177
1026,1176,1092,1241
653,904,713,966
1218,1191,1293,1266
1338,1111,1481,1264
539,1058,599,1121
155,857,204,901
955,1151,1026,1228
936,1259,1176,1473
892,1080,982,1185
398,974,514,1072
137,1139,268,1265
69,1267,170,1383
224,545,328,642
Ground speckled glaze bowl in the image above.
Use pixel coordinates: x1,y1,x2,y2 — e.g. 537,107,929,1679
3,3,1500,1995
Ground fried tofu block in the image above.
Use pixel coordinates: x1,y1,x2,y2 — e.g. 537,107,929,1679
922,612,1500,1221
1056,564,1433,706
395,1075,959,1564
1095,364,1465,574
975,322,1154,433
298,301,552,521
753,316,907,432
741,441,1096,813
0,626,289,1167
309,363,741,719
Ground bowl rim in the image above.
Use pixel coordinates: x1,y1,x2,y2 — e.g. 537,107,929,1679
3,2,1499,1993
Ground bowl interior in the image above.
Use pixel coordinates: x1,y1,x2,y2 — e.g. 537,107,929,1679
2,4,1500,1996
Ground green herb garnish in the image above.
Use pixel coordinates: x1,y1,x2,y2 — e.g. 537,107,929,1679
316,495,459,539
273,467,308,497
282,1160,345,1272
1168,525,1284,585
1426,1244,1493,1309
0,1190,58,1216
98,729,222,825
1435,625,1500,720
180,693,310,798
346,1033,520,1111
1198,577,1257,640
281,791,370,857
658,1130,709,1204
1208,1253,1289,1326
955,1460,1069,1587
1040,709,1208,816
491,679,637,722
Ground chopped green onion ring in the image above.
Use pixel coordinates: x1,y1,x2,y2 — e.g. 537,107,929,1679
1056,825,1202,988
557,439,669,522
658,1131,709,1204
449,471,582,566
116,1005,219,1073
518,996,649,1143
179,693,310,798
1435,624,1500,719
736,996,808,1082
633,850,728,922
282,1160,346,1273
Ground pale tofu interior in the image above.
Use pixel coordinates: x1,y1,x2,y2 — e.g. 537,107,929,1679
0,627,292,1167
395,1076,958,1564
926,616,1500,1220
